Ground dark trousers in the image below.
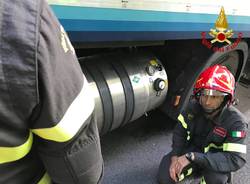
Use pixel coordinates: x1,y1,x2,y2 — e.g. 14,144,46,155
157,153,229,184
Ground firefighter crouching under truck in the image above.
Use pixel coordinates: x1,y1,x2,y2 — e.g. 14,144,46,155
0,0,103,183
158,65,248,184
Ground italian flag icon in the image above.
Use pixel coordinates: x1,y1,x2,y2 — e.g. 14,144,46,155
231,131,246,138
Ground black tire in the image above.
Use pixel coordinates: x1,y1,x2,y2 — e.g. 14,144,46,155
180,41,248,117
159,41,248,120
204,41,248,82
240,49,250,85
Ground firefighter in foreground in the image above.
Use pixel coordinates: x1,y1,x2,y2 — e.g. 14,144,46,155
0,0,103,183
158,65,247,184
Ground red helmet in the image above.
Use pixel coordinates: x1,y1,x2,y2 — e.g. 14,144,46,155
194,65,235,103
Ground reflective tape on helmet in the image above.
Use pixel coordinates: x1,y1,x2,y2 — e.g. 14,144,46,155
31,75,94,142
223,143,247,154
178,114,187,129
0,132,33,164
38,172,51,184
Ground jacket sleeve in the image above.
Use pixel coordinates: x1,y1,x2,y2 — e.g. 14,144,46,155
193,121,247,172
30,0,94,142
171,100,198,156
29,1,103,183
171,114,189,156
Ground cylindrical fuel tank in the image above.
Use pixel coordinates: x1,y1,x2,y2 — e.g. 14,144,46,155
79,52,168,135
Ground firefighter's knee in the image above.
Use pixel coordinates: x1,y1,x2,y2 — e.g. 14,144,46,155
203,170,229,184
157,154,175,184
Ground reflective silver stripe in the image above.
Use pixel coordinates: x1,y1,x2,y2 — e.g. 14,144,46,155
32,75,94,142
38,172,51,184
0,131,33,164
187,131,191,140
200,89,228,96
223,143,247,154
178,114,187,129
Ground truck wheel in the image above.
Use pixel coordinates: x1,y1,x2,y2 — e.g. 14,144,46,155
240,49,250,86
181,42,247,116
159,41,248,119
204,41,248,82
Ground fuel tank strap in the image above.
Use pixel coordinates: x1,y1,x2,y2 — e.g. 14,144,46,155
111,61,135,127
83,62,114,135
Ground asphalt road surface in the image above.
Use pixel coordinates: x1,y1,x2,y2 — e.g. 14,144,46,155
101,83,250,184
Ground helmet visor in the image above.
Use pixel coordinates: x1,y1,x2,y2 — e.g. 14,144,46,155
200,89,228,96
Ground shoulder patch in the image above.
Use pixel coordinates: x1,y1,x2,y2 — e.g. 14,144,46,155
231,131,246,138
213,126,227,137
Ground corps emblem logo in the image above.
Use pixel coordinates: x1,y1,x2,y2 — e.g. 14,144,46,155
201,7,242,52
209,7,233,44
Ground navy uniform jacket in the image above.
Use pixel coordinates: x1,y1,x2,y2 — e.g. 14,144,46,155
171,99,248,172
0,0,102,183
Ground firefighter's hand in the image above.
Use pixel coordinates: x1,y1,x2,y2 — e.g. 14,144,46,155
176,155,190,175
169,156,178,182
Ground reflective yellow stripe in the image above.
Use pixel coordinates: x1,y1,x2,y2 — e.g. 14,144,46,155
178,114,190,140
178,173,185,181
178,114,187,129
31,75,94,142
178,168,193,182
38,173,51,184
204,143,247,154
186,168,193,176
0,132,33,164
223,143,247,154
204,143,223,153
200,176,206,184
